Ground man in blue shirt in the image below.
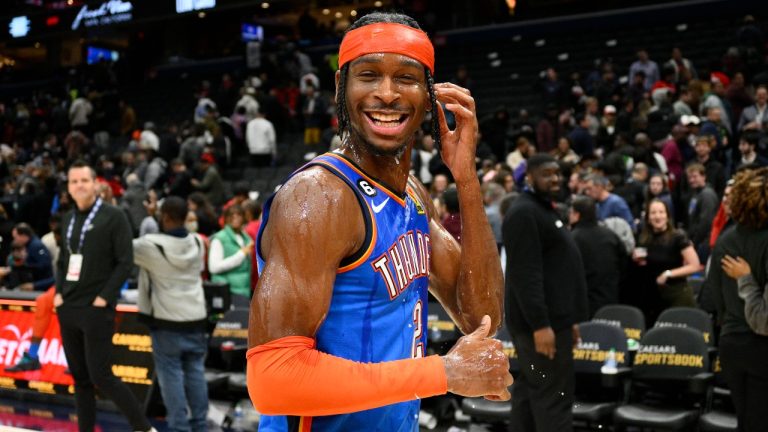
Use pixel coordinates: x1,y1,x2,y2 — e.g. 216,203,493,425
584,174,635,230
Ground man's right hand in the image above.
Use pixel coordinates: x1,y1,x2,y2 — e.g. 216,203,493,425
53,293,63,307
533,326,556,360
442,315,513,401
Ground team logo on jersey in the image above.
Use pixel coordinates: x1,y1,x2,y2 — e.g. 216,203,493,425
356,179,377,197
371,230,431,300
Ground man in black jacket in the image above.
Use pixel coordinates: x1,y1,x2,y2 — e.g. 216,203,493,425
569,195,626,317
503,153,588,432
55,161,155,432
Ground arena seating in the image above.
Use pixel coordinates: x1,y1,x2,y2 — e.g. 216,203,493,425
435,13,744,116
613,326,712,431
572,321,630,429
593,304,646,347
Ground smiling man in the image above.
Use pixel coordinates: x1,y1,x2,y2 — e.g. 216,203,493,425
246,11,511,432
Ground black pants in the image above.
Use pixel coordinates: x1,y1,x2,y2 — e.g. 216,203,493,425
510,327,574,432
58,306,151,432
719,331,768,432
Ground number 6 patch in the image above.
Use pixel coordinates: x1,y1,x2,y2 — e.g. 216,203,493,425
357,179,377,197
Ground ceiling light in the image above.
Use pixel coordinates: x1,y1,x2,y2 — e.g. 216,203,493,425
198,11,206,18
322,8,330,15
334,11,342,18
374,1,383,7
261,2,269,8
350,10,357,16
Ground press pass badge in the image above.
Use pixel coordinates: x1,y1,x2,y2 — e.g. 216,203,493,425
66,254,84,281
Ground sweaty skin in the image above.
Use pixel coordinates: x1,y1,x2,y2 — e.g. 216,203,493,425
248,52,509,405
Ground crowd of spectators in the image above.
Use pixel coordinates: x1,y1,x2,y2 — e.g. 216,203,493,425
0,7,765,431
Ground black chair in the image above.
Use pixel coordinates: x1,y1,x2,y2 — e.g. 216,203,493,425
460,386,514,425
426,301,460,355
205,308,249,398
572,321,630,429
655,307,715,348
593,304,646,349
699,411,738,432
613,326,713,431
699,354,737,432
460,323,517,427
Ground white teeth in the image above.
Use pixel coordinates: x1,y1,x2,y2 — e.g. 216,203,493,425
369,113,402,122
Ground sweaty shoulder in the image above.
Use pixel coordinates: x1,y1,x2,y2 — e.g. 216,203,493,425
261,166,365,262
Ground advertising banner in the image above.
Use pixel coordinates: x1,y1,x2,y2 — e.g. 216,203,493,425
0,301,154,404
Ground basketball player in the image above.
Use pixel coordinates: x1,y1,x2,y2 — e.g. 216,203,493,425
246,12,511,431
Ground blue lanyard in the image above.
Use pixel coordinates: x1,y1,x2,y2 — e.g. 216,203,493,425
67,198,102,254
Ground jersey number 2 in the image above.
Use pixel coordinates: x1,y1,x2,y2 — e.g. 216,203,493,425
412,300,424,358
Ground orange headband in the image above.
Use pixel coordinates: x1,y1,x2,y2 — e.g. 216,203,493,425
339,22,435,74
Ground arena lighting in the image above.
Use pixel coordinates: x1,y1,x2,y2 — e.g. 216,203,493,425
350,10,357,17
46,15,61,26
374,1,382,7
176,0,216,14
334,11,342,18
9,16,31,38
322,8,330,15
261,2,269,9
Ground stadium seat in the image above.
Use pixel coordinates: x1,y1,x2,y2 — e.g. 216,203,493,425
593,304,646,349
426,301,460,355
613,327,712,431
698,354,737,432
459,323,519,427
572,321,630,429
460,385,514,425
208,308,249,371
655,307,715,347
699,410,738,432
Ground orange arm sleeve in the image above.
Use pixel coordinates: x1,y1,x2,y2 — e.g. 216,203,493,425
246,336,448,416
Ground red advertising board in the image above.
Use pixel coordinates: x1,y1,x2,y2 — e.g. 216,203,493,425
0,300,154,403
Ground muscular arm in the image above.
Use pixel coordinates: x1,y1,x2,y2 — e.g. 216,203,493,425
423,82,504,334
248,168,362,346
412,177,504,335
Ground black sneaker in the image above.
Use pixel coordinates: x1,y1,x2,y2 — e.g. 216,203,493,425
6,353,41,372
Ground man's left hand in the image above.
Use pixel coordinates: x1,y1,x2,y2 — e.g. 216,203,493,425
434,82,478,183
92,296,107,307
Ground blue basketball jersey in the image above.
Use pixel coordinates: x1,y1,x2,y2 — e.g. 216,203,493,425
255,152,432,432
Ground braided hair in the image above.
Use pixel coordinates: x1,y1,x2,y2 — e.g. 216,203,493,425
729,167,768,229
336,12,441,151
